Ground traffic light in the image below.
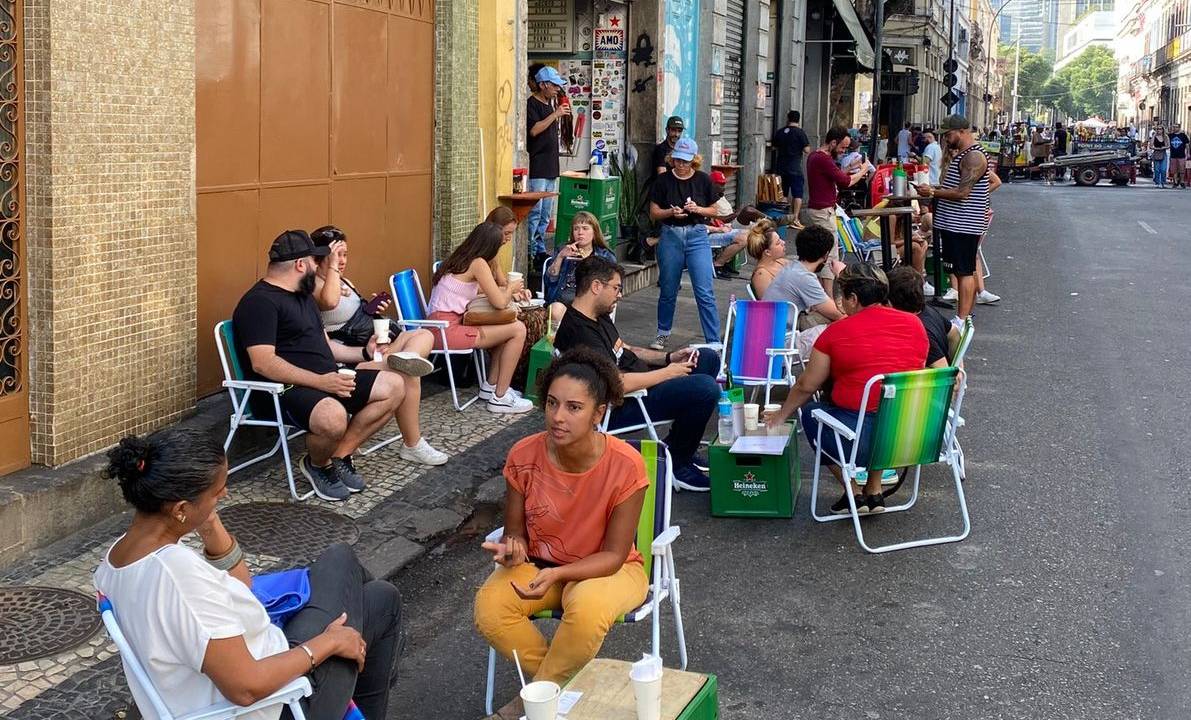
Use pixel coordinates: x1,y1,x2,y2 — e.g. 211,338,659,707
908,71,920,96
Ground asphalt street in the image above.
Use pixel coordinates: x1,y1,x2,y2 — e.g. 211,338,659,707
387,178,1191,719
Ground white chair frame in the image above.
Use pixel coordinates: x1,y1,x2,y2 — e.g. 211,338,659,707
98,595,311,719
480,445,687,715
391,268,489,411
808,371,971,554
215,321,401,502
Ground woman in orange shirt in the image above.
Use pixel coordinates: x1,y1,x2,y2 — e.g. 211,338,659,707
474,349,650,684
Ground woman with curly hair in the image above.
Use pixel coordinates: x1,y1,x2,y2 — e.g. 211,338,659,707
474,348,650,687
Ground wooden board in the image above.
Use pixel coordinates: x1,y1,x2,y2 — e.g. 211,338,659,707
564,659,708,720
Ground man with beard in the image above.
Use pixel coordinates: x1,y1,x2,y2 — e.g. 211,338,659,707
806,126,869,295
232,230,408,501
916,115,991,327
652,116,686,175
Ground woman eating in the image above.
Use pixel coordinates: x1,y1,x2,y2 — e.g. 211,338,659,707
745,219,789,298
94,427,402,720
427,221,533,414
311,226,448,465
544,210,616,325
474,349,649,686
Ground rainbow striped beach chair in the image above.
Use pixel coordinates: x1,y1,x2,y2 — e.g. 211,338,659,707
834,213,882,263
716,298,803,406
809,366,971,554
390,268,488,411
481,440,687,714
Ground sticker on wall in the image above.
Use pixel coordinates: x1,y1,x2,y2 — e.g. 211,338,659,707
711,47,724,77
713,15,726,46
756,82,767,110
595,29,625,56
555,59,592,159
710,140,723,166
591,59,626,157
710,108,721,135
714,0,728,13
712,77,724,105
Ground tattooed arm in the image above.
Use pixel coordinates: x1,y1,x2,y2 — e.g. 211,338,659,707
928,151,987,201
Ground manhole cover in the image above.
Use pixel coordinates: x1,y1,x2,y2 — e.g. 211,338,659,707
220,502,360,564
0,586,102,664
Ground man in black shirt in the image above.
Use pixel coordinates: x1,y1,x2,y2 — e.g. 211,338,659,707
887,267,958,368
771,110,811,228
1169,122,1189,188
651,116,686,175
526,65,570,256
233,230,407,501
554,257,720,491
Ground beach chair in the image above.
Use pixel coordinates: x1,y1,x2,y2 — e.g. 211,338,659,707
390,268,488,411
835,213,882,263
97,593,311,719
481,440,687,714
946,317,975,479
713,298,803,406
808,366,971,554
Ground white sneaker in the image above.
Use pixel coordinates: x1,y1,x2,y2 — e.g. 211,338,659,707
487,391,534,414
479,381,522,401
923,281,936,296
398,437,449,466
951,315,966,331
976,290,1001,305
386,352,435,377
942,287,958,302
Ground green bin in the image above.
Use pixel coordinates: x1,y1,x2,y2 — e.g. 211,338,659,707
708,423,800,518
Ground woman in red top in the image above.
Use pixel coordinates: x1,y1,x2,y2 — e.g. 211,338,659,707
768,262,928,513
474,349,650,686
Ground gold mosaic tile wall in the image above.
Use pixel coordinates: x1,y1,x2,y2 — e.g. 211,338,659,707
24,0,196,465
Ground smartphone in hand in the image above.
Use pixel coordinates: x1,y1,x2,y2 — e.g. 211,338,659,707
362,291,393,316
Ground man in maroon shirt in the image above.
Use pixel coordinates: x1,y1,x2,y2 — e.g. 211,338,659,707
805,126,869,294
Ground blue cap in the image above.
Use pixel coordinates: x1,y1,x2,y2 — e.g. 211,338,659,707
671,137,698,162
535,66,565,87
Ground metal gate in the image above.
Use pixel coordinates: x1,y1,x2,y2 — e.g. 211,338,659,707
0,0,28,475
722,0,745,204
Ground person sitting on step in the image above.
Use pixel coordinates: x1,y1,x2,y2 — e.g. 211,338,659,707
95,427,403,720
553,255,720,491
310,225,448,467
233,230,419,501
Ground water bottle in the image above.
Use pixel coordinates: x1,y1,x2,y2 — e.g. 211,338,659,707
717,400,736,446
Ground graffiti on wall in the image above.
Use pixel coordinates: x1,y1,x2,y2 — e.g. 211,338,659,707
662,0,699,136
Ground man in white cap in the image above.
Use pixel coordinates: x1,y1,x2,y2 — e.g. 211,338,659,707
526,66,570,257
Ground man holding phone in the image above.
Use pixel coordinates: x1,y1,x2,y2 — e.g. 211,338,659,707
553,256,721,491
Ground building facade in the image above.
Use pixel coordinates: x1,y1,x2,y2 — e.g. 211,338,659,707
1116,0,1191,131
1055,9,1115,71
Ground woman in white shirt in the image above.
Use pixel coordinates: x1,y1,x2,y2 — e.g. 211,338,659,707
94,428,402,720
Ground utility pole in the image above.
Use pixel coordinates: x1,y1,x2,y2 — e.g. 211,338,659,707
1011,37,1020,123
869,0,884,161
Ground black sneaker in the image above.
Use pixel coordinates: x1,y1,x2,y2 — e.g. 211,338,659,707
830,492,863,514
691,452,710,472
862,493,886,514
332,456,366,493
673,463,710,492
714,265,740,279
300,455,351,501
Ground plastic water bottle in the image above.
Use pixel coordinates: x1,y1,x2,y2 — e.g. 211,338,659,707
717,400,736,446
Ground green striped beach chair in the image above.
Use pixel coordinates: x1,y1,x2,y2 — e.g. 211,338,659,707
809,366,971,554
947,317,975,479
481,440,687,715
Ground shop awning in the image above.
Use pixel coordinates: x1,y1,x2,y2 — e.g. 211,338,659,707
832,0,875,69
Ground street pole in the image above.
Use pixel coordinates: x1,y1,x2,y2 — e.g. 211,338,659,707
1011,38,1020,123
869,0,884,161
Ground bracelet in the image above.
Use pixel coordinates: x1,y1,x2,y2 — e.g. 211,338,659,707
204,537,244,572
299,643,316,671
664,352,671,364
361,346,370,362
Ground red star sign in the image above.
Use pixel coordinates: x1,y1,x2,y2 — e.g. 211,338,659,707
610,16,621,27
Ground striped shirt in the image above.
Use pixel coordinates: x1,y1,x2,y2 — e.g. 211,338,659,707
933,144,990,235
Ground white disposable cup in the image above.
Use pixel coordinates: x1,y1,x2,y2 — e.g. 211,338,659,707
337,368,356,378
742,403,760,432
507,271,524,284
372,318,390,344
632,675,662,720
763,404,782,434
520,680,560,720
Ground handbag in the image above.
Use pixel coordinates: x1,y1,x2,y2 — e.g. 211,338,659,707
327,306,379,346
463,296,517,326
250,568,311,627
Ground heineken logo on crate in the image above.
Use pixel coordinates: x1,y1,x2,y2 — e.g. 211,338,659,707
569,194,590,210
733,472,768,498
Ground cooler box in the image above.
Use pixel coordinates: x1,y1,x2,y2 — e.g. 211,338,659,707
554,176,621,249
709,423,800,518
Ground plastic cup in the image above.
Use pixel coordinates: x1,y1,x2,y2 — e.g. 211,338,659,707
507,271,524,283
742,403,760,432
520,680,560,720
763,404,782,434
372,318,390,344
337,368,356,378
631,674,662,720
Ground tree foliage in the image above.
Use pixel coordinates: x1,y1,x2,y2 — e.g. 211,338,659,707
1053,46,1117,119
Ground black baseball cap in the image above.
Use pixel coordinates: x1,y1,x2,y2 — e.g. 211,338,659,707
666,116,685,130
268,230,329,262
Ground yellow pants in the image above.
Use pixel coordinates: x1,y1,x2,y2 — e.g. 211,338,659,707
474,561,649,683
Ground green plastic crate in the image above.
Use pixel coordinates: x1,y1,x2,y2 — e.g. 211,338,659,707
557,175,621,218
925,255,952,291
676,674,719,720
554,212,618,251
709,424,800,518
522,335,554,404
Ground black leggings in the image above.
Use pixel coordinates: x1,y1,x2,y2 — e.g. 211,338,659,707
280,544,403,720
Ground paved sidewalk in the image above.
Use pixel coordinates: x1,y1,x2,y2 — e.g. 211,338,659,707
0,262,753,720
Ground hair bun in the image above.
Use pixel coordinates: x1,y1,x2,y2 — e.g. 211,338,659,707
106,435,152,483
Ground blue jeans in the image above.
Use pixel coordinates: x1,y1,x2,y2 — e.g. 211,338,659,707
656,224,721,343
527,177,556,255
608,350,721,464
801,402,876,467
1153,157,1169,187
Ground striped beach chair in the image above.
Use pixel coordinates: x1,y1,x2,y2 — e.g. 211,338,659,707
808,366,971,554
946,317,975,479
715,298,803,406
481,440,687,714
390,268,488,411
835,213,882,263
